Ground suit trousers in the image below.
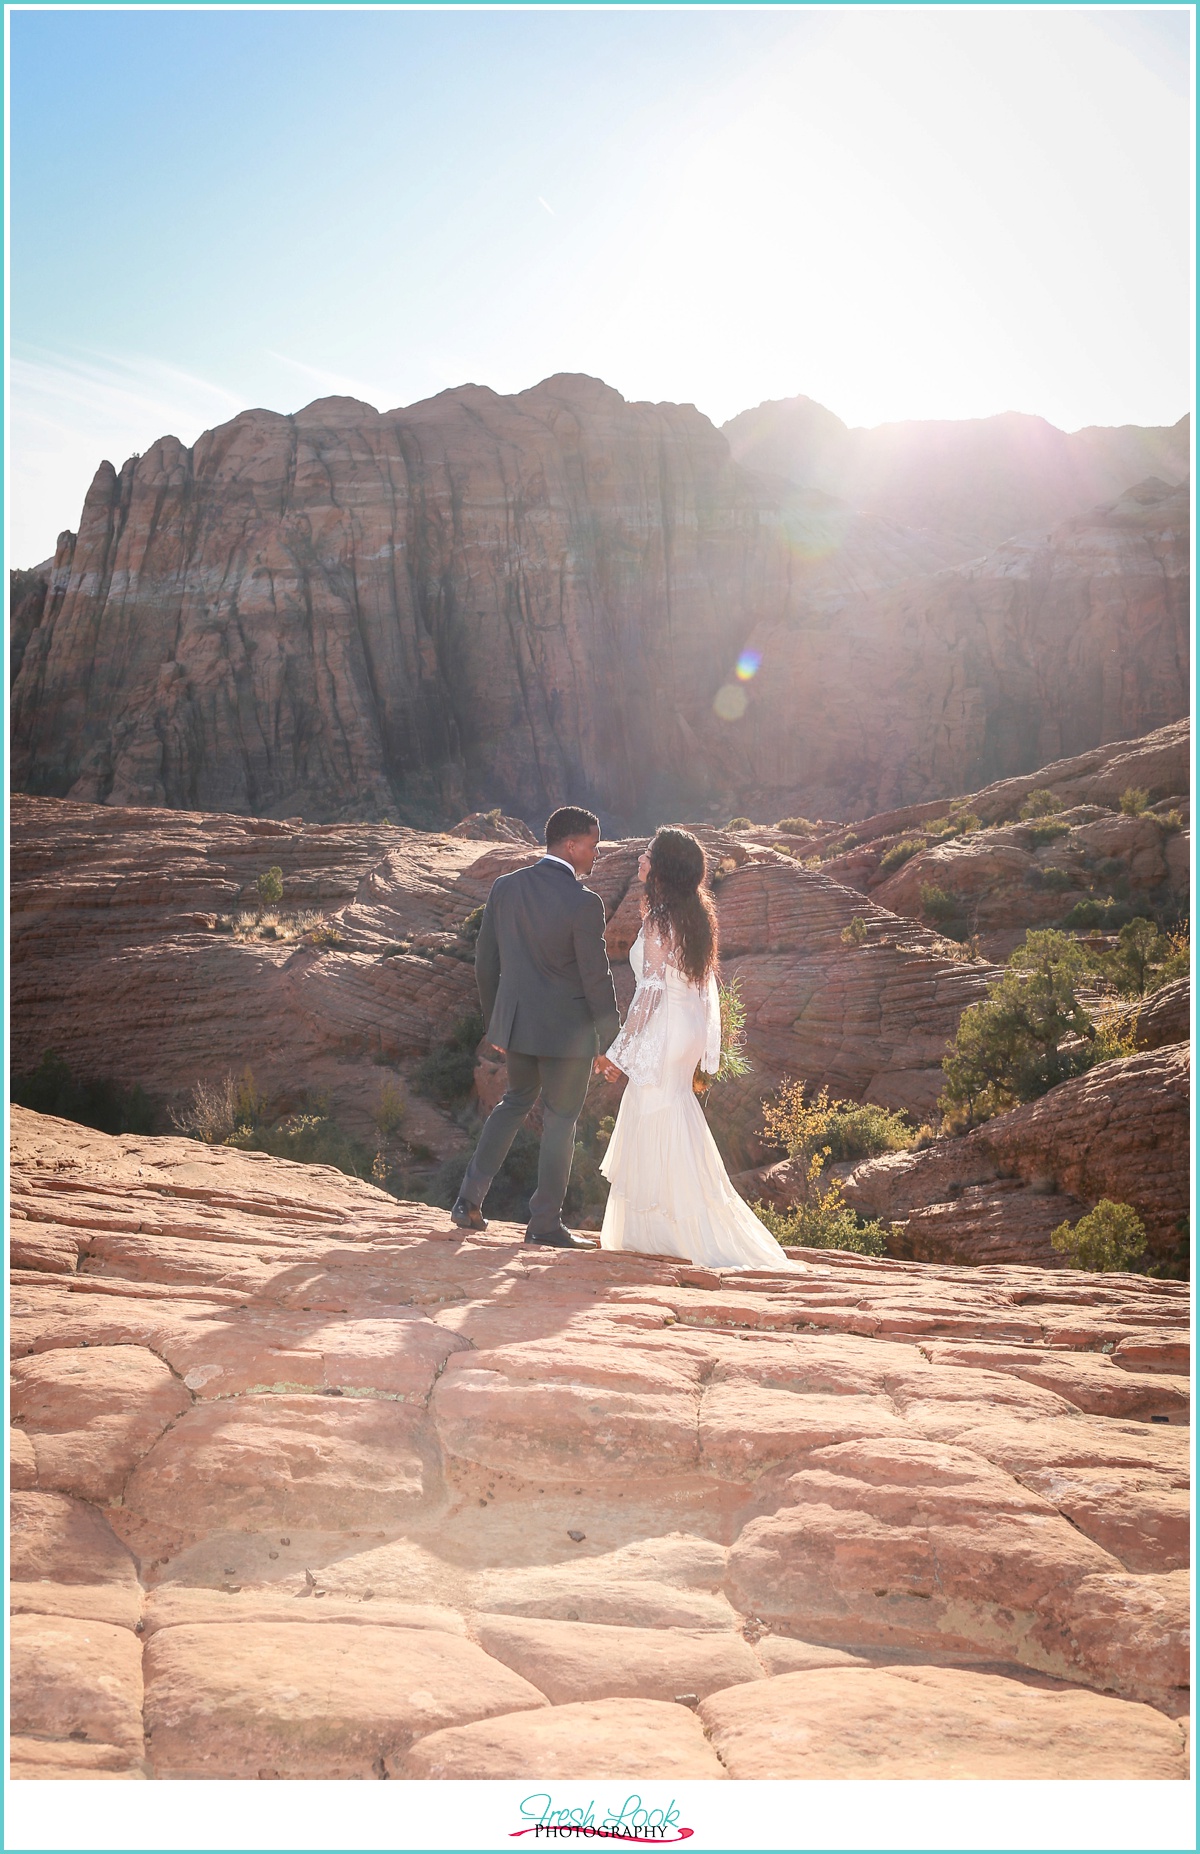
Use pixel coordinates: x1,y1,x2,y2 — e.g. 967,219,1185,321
459,1051,594,1233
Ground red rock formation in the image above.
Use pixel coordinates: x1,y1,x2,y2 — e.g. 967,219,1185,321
9,798,997,1172
9,1107,1190,1779
838,1046,1189,1269
10,376,1189,828
724,394,1190,555
732,480,1190,822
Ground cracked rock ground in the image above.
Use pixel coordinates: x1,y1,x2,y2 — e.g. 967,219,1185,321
9,1106,1190,1780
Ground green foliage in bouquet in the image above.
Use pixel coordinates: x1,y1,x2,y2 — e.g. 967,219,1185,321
694,977,751,1096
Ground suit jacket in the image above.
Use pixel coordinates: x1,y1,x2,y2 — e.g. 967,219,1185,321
475,858,621,1059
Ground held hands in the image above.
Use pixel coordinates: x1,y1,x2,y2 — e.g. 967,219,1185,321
593,1054,623,1083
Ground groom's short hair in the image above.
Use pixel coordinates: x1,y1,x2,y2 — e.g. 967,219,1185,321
545,805,600,848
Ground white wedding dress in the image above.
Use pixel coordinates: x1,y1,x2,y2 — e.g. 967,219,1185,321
599,926,804,1270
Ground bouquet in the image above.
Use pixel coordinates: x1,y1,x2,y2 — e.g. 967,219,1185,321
693,977,751,1099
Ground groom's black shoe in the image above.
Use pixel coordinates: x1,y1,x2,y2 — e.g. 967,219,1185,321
450,1199,488,1232
525,1222,597,1250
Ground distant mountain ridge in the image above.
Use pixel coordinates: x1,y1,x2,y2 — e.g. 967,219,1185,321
9,373,1191,827
723,395,1189,556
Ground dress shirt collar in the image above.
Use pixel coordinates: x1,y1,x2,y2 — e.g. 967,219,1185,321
541,852,580,879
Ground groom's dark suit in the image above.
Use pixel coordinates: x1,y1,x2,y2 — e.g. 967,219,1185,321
459,856,621,1236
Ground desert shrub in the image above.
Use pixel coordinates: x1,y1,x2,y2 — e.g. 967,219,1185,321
777,816,818,834
372,1079,407,1138
754,1162,888,1257
1051,1199,1147,1272
255,865,284,907
1031,866,1077,892
727,817,752,831
413,1045,479,1106
230,1111,373,1178
841,915,869,947
1088,919,1190,998
1159,809,1185,833
822,832,859,858
14,1050,156,1136
1061,894,1135,931
919,884,960,923
1025,819,1071,846
923,810,980,841
1156,928,1190,986
938,930,1100,1127
1119,787,1150,816
171,1074,238,1143
1020,789,1061,819
459,905,485,947
761,1079,913,1166
879,836,928,873
1147,1215,1189,1282
413,1012,486,1106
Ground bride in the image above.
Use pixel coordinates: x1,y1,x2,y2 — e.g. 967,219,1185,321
595,827,804,1271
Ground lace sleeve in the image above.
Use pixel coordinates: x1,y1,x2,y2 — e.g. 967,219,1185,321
639,923,674,977
701,970,721,1075
605,925,670,1087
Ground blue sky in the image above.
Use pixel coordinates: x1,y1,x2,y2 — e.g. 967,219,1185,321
9,5,1192,563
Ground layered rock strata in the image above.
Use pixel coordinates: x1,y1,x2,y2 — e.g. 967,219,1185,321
11,377,1189,827
9,1107,1190,1780
9,798,997,1170
837,1046,1190,1270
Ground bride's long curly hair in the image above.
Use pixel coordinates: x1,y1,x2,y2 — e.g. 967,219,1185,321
643,827,719,985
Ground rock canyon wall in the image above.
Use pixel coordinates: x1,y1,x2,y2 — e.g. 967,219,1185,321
11,377,1190,828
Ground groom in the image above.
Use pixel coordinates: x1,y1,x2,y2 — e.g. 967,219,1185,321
451,806,622,1249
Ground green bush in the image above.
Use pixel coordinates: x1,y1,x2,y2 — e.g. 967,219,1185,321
1061,894,1135,931
754,1177,888,1256
1031,866,1077,892
1025,819,1071,846
920,884,960,923
777,816,818,834
879,836,928,873
230,1112,373,1177
1119,787,1150,816
373,1079,407,1137
939,930,1100,1127
13,1050,156,1136
727,817,752,831
840,915,869,947
1019,789,1061,819
413,1046,479,1106
1159,809,1185,833
459,905,485,947
1051,1199,1147,1272
761,1079,913,1166
923,810,981,841
1088,919,1189,998
255,864,284,907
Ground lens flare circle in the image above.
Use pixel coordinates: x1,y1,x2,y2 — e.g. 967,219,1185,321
713,683,748,721
735,650,762,682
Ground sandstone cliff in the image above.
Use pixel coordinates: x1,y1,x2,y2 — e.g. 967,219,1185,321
9,1107,1190,1779
730,478,1190,821
724,394,1190,555
11,377,1190,827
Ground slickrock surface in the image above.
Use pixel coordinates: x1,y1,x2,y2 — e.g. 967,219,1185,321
9,1107,1190,1781
10,798,996,1168
838,1045,1190,1270
11,377,1188,828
